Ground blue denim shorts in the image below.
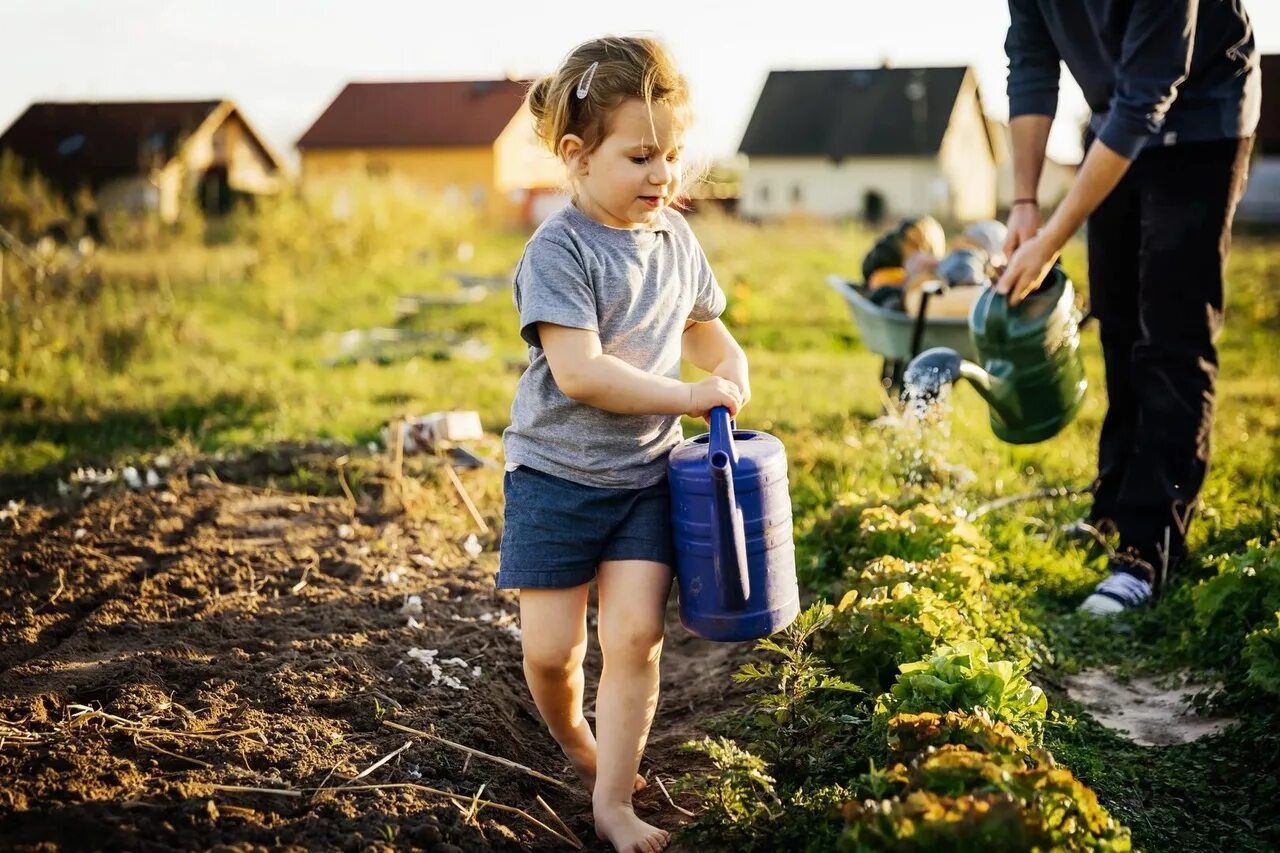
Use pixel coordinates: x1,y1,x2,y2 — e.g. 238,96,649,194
497,465,674,589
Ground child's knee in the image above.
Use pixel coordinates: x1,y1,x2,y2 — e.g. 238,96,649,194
522,641,585,677
599,619,665,663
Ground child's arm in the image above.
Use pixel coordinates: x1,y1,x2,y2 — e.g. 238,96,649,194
683,319,751,409
539,323,742,417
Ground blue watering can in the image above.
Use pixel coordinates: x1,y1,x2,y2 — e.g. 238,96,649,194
667,407,800,641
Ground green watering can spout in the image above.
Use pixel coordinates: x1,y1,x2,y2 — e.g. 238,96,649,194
904,347,1022,427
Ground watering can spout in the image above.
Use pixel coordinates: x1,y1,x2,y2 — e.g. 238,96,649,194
904,347,1023,427
903,347,963,400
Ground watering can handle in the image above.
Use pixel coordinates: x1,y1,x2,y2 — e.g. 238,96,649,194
984,287,1009,345
708,407,738,464
707,407,750,610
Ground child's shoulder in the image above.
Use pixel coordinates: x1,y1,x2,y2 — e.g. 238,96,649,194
527,204,580,244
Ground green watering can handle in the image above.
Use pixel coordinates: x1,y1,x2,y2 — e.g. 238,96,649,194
984,286,1009,345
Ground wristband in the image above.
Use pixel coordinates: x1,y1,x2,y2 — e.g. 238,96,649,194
1012,198,1038,206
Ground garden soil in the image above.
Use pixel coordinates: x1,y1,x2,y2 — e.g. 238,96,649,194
0,448,751,851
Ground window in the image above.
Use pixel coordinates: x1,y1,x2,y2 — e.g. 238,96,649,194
791,184,803,204
759,184,770,203
57,134,86,156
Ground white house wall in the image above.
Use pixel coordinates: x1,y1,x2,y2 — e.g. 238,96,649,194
740,156,948,220
1237,156,1280,224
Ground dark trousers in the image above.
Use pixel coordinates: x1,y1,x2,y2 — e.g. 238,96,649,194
1086,136,1254,583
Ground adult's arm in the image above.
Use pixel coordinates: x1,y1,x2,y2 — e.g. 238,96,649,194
1003,0,1061,256
1095,0,1197,160
998,0,1196,303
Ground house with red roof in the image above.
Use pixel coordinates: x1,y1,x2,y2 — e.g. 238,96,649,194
296,79,563,225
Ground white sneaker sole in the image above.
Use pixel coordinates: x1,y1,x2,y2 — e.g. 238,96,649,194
1079,593,1127,616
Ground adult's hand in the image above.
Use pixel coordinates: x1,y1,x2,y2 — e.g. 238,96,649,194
1003,202,1041,260
996,232,1058,306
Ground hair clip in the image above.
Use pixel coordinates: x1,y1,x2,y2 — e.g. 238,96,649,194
576,61,598,100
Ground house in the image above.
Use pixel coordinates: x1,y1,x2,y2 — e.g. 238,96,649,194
296,79,563,225
738,66,998,223
1238,54,1280,225
0,99,287,223
988,118,1077,212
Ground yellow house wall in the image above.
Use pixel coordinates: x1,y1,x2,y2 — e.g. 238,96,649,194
937,72,998,222
300,146,527,223
493,101,565,195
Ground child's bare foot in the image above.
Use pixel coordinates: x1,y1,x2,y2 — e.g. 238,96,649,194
594,803,669,853
555,723,647,792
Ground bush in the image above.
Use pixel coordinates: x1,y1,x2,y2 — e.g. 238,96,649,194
820,554,1039,693
877,641,1047,740
840,747,1132,852
806,502,986,588
1244,611,1280,698
824,581,983,693
1181,538,1280,699
886,710,1033,765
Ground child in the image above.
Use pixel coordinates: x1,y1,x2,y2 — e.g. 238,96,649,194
499,36,748,853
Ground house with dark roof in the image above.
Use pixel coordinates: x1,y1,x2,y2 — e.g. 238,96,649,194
738,66,997,222
0,99,287,223
1237,54,1280,224
297,80,563,225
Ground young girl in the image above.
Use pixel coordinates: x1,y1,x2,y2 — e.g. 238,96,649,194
499,36,749,853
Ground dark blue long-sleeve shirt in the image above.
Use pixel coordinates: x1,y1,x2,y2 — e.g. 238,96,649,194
1006,0,1260,160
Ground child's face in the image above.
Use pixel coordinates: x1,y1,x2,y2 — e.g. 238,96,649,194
572,99,684,229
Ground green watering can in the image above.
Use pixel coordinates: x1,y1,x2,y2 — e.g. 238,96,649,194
904,265,1086,444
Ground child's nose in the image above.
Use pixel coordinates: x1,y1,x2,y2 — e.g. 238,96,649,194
649,160,671,185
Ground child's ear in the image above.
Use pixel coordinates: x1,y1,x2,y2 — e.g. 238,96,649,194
559,134,588,175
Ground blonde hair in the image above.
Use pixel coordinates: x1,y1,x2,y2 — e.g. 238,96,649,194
527,36,691,162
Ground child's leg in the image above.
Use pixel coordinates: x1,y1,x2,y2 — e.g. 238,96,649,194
520,584,649,794
592,559,672,852
518,584,595,780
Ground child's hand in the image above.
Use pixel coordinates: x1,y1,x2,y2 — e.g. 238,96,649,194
713,362,751,412
685,376,743,419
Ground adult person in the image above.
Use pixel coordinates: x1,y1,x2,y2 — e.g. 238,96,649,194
996,1,1260,615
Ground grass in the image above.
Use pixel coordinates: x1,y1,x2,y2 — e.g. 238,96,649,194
2,199,1278,849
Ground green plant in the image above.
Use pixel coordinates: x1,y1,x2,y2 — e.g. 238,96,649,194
680,736,854,853
678,737,779,827
823,581,982,692
1244,611,1280,698
731,603,863,778
806,502,986,587
1187,538,1280,674
878,641,1047,740
885,710,1033,764
840,748,1132,853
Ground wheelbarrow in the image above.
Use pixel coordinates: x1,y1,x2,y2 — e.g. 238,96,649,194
825,274,980,394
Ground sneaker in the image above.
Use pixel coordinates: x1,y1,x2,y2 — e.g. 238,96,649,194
1079,570,1152,616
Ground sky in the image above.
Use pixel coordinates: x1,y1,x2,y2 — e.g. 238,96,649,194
5,0,1279,168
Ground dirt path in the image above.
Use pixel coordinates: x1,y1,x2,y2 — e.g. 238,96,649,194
0,453,750,851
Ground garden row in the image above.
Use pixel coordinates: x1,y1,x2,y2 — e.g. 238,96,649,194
678,500,1280,851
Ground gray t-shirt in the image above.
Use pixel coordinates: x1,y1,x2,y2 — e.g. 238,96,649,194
503,203,726,489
